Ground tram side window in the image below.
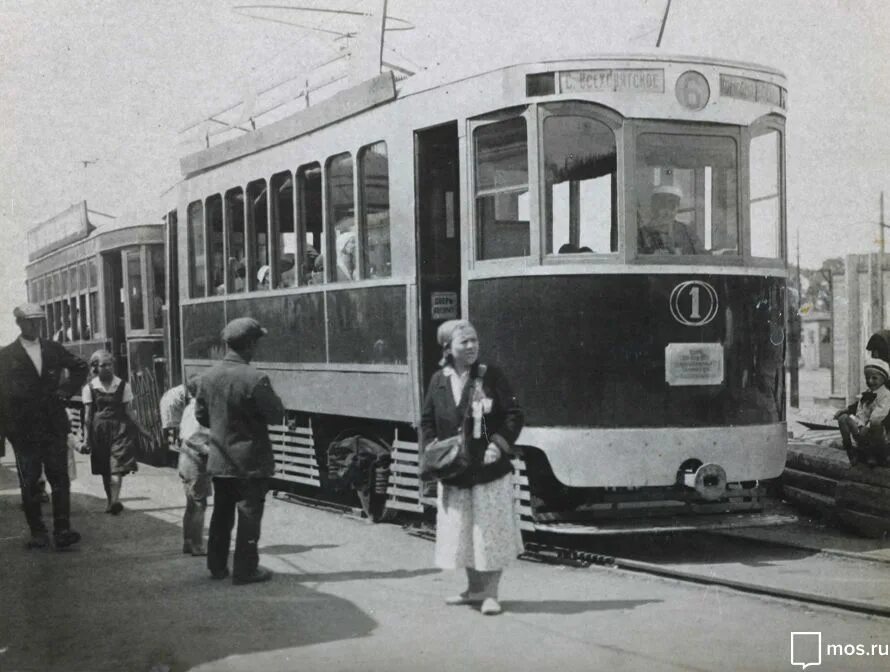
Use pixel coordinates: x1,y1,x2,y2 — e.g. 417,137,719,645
88,258,99,337
207,195,224,295
299,163,323,285
151,246,164,329
359,142,391,278
474,117,530,260
270,171,295,289
68,266,79,340
636,133,738,257
79,295,89,339
750,129,782,258
187,200,206,297
225,187,246,293
543,111,617,254
326,153,356,282
126,250,145,330
60,300,70,342
246,179,268,291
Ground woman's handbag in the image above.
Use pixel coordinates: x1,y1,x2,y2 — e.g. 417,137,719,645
419,433,469,482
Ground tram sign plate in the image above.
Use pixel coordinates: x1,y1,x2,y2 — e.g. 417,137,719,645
719,74,786,109
27,201,92,261
665,343,724,386
430,292,458,320
560,68,664,94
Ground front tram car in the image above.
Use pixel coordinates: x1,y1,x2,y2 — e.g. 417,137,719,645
174,53,787,532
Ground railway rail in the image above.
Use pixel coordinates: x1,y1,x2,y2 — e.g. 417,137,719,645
273,492,890,620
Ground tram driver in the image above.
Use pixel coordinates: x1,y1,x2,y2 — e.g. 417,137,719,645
638,185,705,256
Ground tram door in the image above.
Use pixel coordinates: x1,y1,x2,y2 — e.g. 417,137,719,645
415,122,461,393
102,252,129,380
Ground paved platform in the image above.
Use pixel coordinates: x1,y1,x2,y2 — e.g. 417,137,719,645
3,450,890,672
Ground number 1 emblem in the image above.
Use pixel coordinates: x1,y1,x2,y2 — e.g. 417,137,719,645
670,280,718,326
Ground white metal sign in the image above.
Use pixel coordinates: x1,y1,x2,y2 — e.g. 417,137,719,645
665,342,725,386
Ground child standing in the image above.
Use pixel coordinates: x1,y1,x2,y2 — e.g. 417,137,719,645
835,358,890,467
82,350,150,514
160,377,211,555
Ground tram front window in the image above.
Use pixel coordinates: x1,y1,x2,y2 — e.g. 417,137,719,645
543,110,617,254
750,128,782,258
636,133,738,257
474,116,530,260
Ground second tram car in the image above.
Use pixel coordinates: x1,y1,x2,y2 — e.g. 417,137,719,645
29,52,788,532
24,202,168,459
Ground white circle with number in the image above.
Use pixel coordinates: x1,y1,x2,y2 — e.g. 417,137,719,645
670,280,719,327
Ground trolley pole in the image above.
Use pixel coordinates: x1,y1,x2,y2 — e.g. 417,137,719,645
656,0,672,48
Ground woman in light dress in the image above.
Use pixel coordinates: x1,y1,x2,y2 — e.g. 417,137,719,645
420,319,524,615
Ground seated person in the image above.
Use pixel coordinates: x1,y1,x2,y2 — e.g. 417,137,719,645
279,254,297,288
301,246,319,284
638,185,705,255
336,231,356,281
257,265,271,290
834,358,890,467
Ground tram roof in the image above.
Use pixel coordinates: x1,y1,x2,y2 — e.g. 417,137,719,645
396,52,786,98
26,204,163,271
181,50,786,178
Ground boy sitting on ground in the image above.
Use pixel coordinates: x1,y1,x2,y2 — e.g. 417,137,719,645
835,358,890,467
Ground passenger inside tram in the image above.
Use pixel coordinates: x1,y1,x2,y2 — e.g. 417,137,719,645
638,185,705,255
336,230,357,281
279,254,297,288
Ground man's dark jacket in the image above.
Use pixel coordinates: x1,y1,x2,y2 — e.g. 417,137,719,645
0,338,89,446
195,350,285,479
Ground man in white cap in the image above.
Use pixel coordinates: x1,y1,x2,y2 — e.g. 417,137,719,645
638,184,704,255
195,317,284,584
0,303,89,549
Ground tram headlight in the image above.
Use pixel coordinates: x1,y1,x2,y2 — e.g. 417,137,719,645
675,71,710,111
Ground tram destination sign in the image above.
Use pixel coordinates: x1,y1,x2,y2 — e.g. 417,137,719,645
719,74,786,109
559,69,664,94
664,343,725,386
27,201,92,261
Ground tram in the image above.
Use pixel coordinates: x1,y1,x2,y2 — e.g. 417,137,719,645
163,51,788,532
24,202,168,461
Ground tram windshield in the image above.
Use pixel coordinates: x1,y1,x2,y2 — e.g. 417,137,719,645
542,104,617,255
635,133,738,257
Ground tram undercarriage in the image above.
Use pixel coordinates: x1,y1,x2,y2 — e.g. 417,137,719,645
265,413,786,534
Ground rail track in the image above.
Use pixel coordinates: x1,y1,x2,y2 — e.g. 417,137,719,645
273,491,890,620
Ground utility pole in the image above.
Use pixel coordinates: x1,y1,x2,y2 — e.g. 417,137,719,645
881,191,886,255
789,227,800,408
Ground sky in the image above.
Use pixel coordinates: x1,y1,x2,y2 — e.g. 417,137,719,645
1,0,889,341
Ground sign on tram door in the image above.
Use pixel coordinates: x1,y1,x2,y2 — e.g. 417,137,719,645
430,291,458,321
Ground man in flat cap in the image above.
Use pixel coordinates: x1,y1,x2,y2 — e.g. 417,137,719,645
195,317,284,584
0,303,89,549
